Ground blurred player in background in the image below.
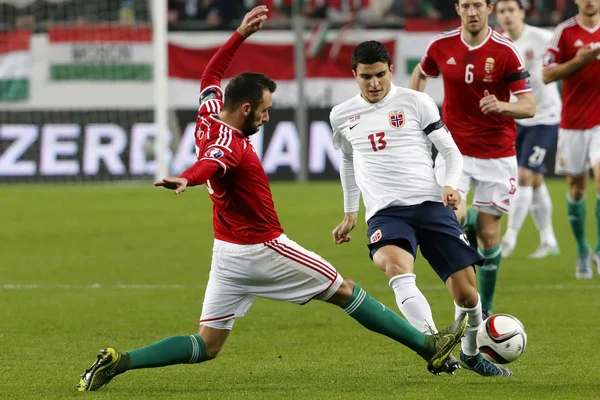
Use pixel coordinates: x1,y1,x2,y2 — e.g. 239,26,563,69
76,6,468,392
543,0,600,279
410,0,535,320
330,41,511,376
496,0,561,259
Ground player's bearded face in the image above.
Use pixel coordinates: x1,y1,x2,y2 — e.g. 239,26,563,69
241,91,272,136
456,0,493,34
575,0,600,15
353,62,393,104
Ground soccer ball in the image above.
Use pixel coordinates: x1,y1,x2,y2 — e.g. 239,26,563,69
476,314,527,364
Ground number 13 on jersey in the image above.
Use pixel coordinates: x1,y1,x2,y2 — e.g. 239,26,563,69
368,132,386,151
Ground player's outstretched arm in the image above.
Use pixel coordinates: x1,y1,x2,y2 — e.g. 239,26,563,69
410,66,428,92
542,45,600,84
199,6,268,93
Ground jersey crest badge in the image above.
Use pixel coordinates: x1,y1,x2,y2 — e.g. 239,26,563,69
204,147,224,159
349,114,361,122
484,57,495,73
370,229,382,243
525,48,534,61
484,57,495,82
388,110,405,129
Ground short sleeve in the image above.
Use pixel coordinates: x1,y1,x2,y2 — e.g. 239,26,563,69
503,46,532,95
419,40,440,78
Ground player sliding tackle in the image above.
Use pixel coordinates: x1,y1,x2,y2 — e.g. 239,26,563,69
410,0,535,319
76,6,467,392
330,40,511,377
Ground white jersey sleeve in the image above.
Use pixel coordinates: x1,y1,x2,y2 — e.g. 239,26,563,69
418,95,463,190
330,109,360,213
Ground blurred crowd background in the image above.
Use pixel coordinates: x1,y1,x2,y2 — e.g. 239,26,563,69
0,0,580,31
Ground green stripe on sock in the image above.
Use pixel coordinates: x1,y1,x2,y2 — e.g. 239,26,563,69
127,334,209,370
477,243,501,312
342,284,428,357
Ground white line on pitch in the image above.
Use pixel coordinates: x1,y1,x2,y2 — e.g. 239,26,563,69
2,283,600,291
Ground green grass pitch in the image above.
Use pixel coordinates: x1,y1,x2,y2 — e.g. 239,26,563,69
1,179,599,399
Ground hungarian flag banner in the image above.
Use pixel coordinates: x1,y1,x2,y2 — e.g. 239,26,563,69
47,25,153,81
0,30,31,102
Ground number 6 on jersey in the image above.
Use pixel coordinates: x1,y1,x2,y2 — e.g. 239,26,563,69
465,64,474,84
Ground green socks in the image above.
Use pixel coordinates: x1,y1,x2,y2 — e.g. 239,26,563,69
477,244,501,313
118,334,210,373
342,284,430,358
462,207,478,231
567,195,589,257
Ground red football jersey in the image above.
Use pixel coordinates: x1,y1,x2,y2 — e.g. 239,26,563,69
544,16,600,130
180,32,283,245
420,27,532,159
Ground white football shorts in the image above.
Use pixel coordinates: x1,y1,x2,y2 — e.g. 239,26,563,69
555,125,600,176
199,234,343,330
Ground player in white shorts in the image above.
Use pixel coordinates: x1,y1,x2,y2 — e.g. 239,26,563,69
495,0,561,259
543,0,600,279
411,0,536,319
76,8,467,392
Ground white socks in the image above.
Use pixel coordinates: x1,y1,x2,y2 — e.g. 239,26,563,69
455,295,483,356
507,185,533,235
389,273,437,333
531,183,558,246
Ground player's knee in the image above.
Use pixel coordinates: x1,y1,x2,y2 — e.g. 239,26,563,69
477,227,499,248
454,285,479,309
568,176,586,200
518,167,534,186
384,261,412,277
532,174,544,189
328,277,356,305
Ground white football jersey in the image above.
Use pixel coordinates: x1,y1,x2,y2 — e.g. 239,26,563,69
331,84,447,221
504,24,561,126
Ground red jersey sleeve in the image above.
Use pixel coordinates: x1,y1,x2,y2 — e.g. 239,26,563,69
543,27,565,69
503,46,532,95
197,31,246,118
419,40,440,78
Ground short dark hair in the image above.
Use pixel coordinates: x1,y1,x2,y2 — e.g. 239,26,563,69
351,41,391,71
494,0,524,9
455,0,492,5
223,72,277,111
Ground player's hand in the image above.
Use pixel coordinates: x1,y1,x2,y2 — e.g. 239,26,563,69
574,44,600,65
479,90,505,115
154,177,188,195
237,5,268,38
442,186,461,210
333,213,357,244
